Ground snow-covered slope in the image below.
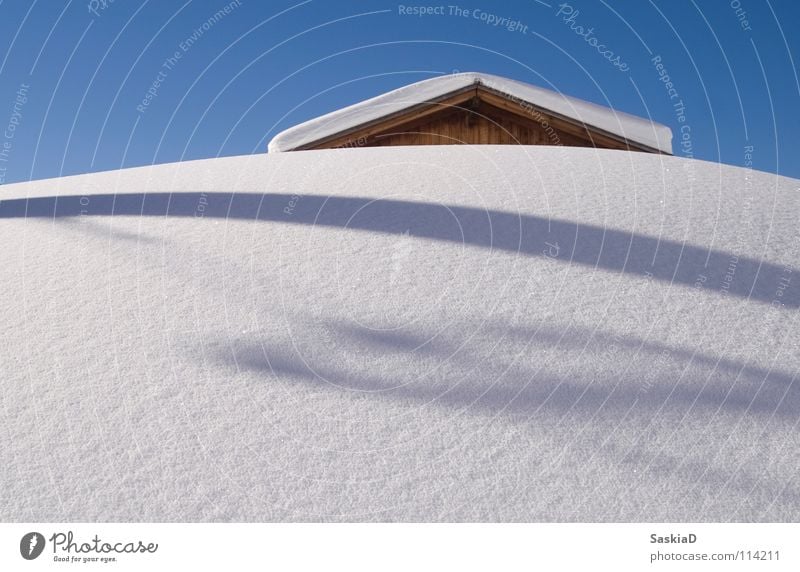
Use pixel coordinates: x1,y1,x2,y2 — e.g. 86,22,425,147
267,72,673,154
0,145,797,522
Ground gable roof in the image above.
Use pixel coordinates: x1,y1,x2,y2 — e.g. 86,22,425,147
267,72,673,154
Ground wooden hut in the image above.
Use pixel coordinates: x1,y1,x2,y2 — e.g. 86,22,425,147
268,72,672,154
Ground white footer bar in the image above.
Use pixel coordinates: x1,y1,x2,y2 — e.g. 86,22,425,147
1,523,796,571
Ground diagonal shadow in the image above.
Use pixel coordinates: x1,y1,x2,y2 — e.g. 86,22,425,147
0,192,796,307
487,321,799,390
218,332,798,420
216,335,799,511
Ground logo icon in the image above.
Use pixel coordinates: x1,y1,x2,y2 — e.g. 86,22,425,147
20,532,45,560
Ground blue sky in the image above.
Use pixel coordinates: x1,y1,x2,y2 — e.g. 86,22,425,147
0,0,798,184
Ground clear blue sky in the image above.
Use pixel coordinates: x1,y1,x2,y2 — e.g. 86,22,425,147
0,0,798,185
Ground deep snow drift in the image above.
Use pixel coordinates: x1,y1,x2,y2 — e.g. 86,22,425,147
0,145,798,521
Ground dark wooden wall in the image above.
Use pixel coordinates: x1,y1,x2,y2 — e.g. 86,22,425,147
303,87,655,153
369,105,592,148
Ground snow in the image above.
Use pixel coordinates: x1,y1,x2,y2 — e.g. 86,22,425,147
267,72,673,154
0,144,797,522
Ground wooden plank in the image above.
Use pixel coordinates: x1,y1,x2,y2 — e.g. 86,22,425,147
477,88,660,152
306,87,479,150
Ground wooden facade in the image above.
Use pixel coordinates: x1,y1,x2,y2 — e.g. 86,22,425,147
295,85,663,154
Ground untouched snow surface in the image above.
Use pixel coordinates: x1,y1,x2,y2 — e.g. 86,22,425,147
267,72,673,153
0,145,798,522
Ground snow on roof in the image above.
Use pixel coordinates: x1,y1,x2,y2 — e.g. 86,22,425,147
268,72,673,154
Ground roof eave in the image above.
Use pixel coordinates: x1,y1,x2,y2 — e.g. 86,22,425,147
284,83,480,152
270,75,673,154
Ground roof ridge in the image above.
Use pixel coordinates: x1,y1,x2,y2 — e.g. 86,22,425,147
268,73,673,154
